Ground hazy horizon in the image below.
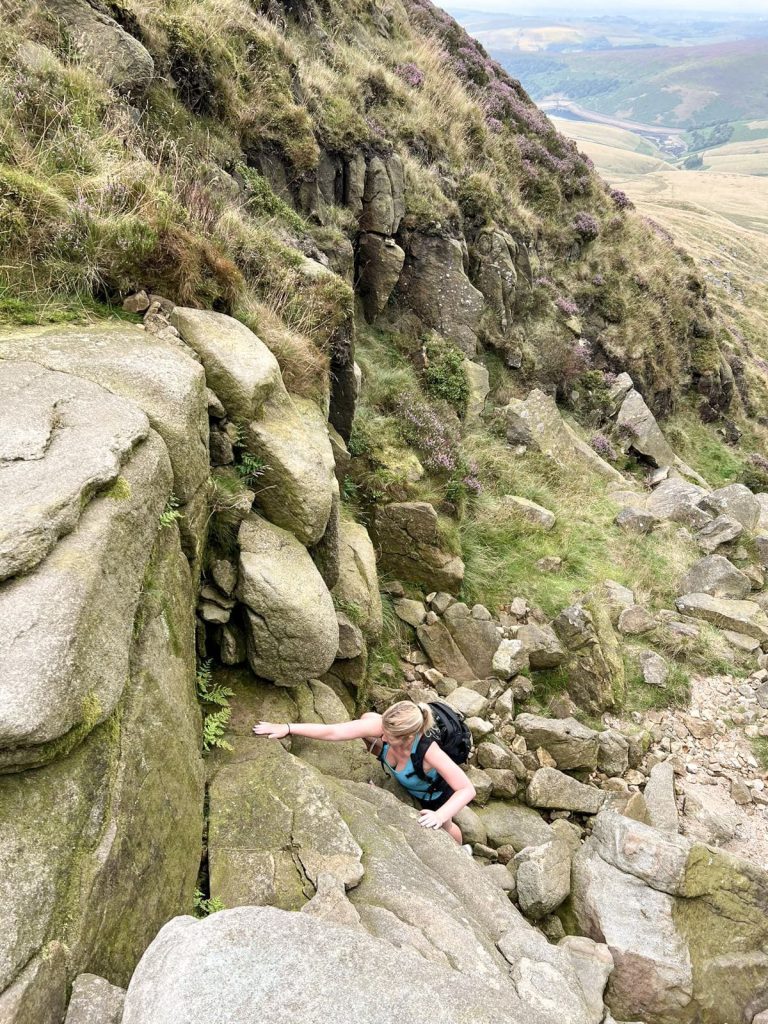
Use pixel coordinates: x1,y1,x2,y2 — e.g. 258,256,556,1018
447,1,768,15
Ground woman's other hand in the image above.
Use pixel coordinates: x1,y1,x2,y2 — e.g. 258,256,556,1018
252,721,290,739
418,809,444,830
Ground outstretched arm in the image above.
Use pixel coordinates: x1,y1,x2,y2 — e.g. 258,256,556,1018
253,714,384,742
419,743,476,829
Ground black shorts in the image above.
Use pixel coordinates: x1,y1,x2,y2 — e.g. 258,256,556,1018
417,787,454,811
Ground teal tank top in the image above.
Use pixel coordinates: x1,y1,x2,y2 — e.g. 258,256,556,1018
379,736,441,799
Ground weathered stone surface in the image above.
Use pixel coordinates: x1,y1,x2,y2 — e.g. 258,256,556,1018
514,715,599,771
597,730,629,777
463,358,490,425
528,768,605,815
246,395,337,547
170,308,282,422
454,805,487,846
571,844,693,1022
516,624,565,669
486,768,518,800
393,598,427,627
0,361,149,581
0,524,203,1006
498,494,556,531
357,233,405,320
336,612,364,659
237,515,339,684
637,650,667,689
332,519,383,640
375,501,464,594
646,478,708,525
470,228,519,338
478,801,555,851
617,605,657,636
505,389,626,484
590,811,689,895
643,762,679,834
41,0,154,95
616,389,676,467
698,483,760,531
600,580,635,624
696,515,743,554
121,902,595,1024
64,974,125,1024
0,432,171,768
0,326,210,557
552,603,625,712
442,601,501,678
614,507,660,535
394,232,484,356
492,639,529,679
416,620,475,681
359,155,404,235
445,686,488,718
675,592,768,644
0,943,67,1024
514,839,572,919
209,744,363,910
684,552,753,598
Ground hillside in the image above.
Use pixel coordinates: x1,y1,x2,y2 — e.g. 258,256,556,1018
494,38,768,132
3,2,768,1023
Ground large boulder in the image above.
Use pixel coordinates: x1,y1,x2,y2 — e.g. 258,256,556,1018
0,525,203,1008
552,602,625,712
527,768,605,815
416,620,476,682
359,155,404,235
696,515,743,554
643,762,679,834
237,515,339,684
514,839,572,919
616,389,676,467
0,360,148,581
394,232,484,356
469,228,519,337
675,593,768,644
375,501,464,594
0,326,210,559
172,309,337,547
679,555,751,600
208,743,364,910
41,0,154,95
698,483,760,531
505,389,627,484
170,308,282,422
497,494,556,531
514,715,599,771
477,801,555,851
441,602,501,678
0,431,171,770
120,903,597,1024
332,519,383,640
516,624,565,669
646,478,709,525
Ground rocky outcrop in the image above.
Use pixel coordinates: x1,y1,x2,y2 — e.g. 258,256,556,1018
679,555,751,600
552,602,626,712
469,228,519,338
357,234,405,320
0,326,210,561
506,389,628,485
41,0,154,96
63,974,125,1024
675,593,768,644
172,309,337,547
393,232,484,356
332,519,383,640
375,501,464,594
237,514,339,684
616,388,676,467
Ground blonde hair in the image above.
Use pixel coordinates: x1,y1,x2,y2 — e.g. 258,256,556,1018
381,701,434,739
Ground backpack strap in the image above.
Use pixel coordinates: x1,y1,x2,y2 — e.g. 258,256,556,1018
410,736,448,797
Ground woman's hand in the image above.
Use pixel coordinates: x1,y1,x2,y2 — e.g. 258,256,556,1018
418,809,444,830
252,721,290,740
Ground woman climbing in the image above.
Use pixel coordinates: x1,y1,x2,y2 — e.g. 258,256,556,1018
253,700,476,845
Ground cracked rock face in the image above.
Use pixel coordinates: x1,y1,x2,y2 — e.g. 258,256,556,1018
236,514,339,684
374,501,464,594
0,361,149,581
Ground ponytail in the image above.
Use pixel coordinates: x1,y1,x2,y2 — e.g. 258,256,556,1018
381,700,433,739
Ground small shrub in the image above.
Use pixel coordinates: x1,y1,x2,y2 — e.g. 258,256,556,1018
572,212,600,242
610,188,634,211
197,659,235,754
590,433,618,462
741,453,768,491
237,163,305,232
235,452,267,488
394,62,424,88
555,296,579,317
391,391,461,474
422,342,470,415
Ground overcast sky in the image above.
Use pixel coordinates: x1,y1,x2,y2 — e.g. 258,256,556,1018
448,0,768,13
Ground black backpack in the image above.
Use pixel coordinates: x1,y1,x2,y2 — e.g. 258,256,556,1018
411,701,473,794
